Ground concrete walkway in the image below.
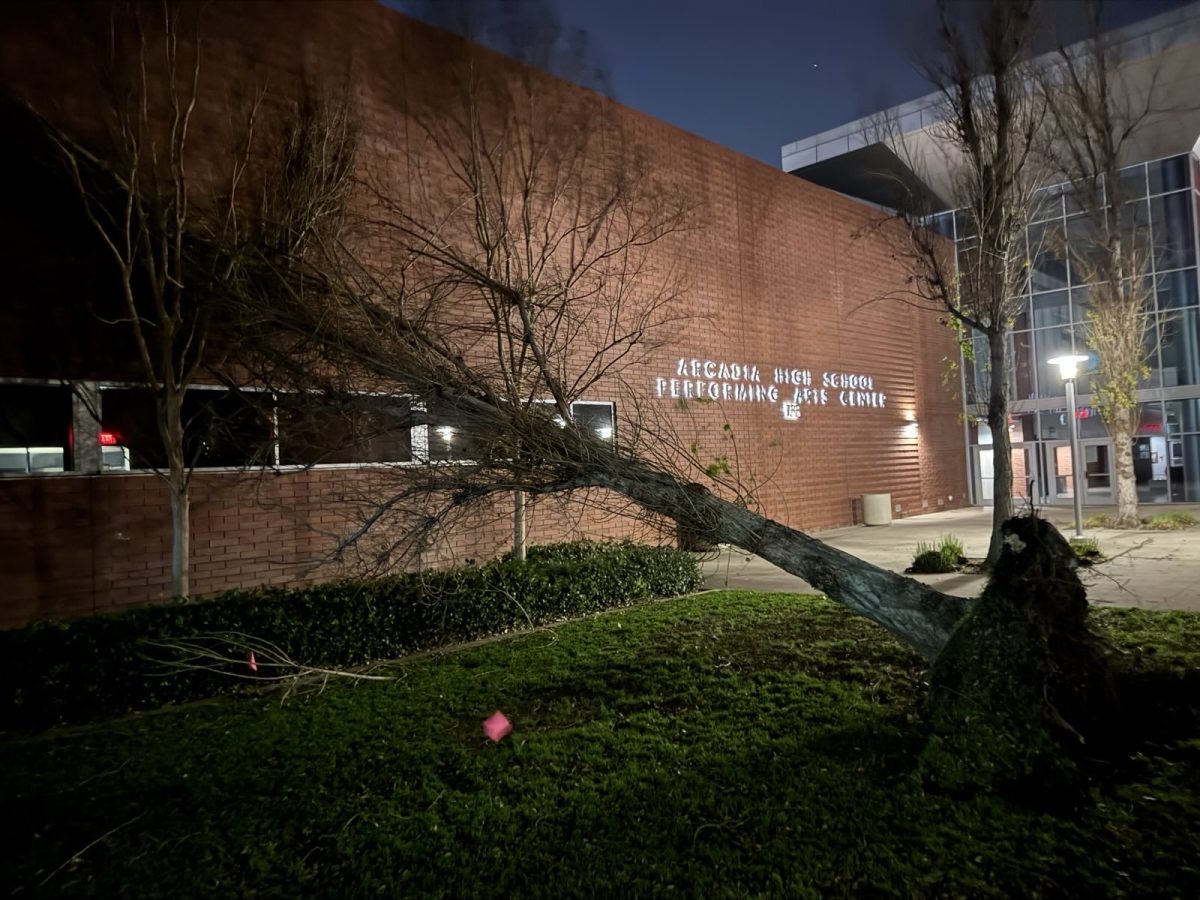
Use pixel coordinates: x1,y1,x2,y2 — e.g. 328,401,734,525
700,504,1200,611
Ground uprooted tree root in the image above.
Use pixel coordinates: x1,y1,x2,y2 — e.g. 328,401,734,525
919,514,1121,804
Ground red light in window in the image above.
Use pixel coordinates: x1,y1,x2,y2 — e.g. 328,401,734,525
98,431,119,446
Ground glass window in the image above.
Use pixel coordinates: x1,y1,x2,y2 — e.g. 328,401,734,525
184,389,274,468
927,212,955,239
965,334,1030,403
1159,309,1200,387
1150,191,1196,271
954,209,977,240
964,342,985,406
1010,412,1038,442
1156,269,1198,311
956,239,979,275
1148,155,1189,196
571,401,615,443
1165,399,1200,435
1012,332,1035,400
427,402,491,462
1010,297,1031,332
278,394,412,466
1120,198,1152,260
1130,314,1161,390
1070,286,1090,323
99,388,161,469
1029,221,1068,292
1118,163,1147,201
1061,182,1085,217
1137,401,1165,435
1170,435,1200,501
1031,186,1064,223
1033,326,1074,398
0,384,72,472
1067,215,1103,283
101,387,274,470
1073,343,1101,397
1031,290,1070,329
1039,405,1109,441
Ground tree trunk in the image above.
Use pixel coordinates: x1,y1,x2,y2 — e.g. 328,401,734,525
1108,407,1139,528
985,330,1014,566
513,490,527,561
162,390,190,599
587,459,967,660
169,478,190,599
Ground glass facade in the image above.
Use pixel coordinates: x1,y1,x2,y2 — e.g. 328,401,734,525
0,384,617,474
961,152,1200,504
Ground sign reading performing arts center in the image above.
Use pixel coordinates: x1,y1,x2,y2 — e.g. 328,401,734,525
654,358,887,421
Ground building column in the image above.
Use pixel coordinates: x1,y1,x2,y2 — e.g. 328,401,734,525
71,381,102,473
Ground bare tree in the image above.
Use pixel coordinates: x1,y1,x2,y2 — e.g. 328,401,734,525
29,2,268,597
880,0,1049,565
220,48,979,661
1040,1,1173,527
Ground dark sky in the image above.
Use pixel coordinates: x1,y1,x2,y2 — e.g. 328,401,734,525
395,0,1193,167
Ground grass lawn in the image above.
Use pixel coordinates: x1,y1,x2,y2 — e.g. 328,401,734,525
3,591,1199,897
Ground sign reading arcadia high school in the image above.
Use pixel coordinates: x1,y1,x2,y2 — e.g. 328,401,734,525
654,357,887,421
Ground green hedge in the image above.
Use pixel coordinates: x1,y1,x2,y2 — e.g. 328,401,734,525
0,541,702,732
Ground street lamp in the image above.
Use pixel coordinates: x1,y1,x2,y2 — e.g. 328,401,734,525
1048,354,1090,538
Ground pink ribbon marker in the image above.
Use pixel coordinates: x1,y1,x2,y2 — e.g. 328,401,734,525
483,710,512,742
248,651,258,673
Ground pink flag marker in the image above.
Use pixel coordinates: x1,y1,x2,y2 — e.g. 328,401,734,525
248,651,258,673
483,710,512,742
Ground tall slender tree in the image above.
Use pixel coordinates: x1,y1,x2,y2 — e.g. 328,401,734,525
1040,1,1177,527
884,0,1049,565
30,2,270,597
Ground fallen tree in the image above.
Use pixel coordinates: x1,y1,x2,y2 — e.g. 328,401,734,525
16,0,1130,789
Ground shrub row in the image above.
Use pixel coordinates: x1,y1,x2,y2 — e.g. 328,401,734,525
0,541,702,732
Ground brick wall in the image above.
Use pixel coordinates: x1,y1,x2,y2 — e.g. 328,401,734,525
0,0,968,627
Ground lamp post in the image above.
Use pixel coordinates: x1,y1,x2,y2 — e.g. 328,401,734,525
1048,355,1090,538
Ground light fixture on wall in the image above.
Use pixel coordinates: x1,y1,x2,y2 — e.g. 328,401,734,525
1048,354,1089,537
902,416,919,438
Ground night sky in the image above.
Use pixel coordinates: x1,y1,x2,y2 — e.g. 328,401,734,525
395,0,1193,167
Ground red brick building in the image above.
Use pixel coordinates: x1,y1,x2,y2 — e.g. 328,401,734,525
0,0,967,627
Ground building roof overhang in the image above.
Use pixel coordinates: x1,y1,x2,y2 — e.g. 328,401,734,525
782,1,1200,211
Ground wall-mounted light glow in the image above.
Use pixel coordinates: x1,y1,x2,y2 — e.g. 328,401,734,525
437,426,456,441
552,415,567,428
902,419,919,438
98,431,119,446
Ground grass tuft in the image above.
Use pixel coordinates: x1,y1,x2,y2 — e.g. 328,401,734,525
1069,536,1104,564
1142,511,1198,530
909,533,966,573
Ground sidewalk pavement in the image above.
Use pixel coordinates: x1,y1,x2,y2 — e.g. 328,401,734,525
699,504,1200,612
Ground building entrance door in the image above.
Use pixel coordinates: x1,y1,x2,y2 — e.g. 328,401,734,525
973,446,994,504
1044,440,1113,505
1082,440,1114,503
